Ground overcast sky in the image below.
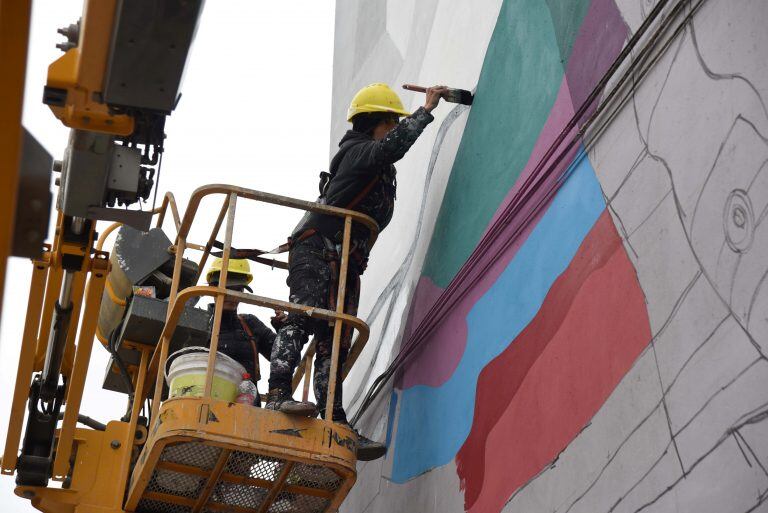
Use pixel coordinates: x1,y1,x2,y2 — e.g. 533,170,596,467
0,2,336,510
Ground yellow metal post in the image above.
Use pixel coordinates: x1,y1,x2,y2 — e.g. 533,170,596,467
150,234,187,422
52,252,109,479
0,0,31,325
203,194,237,404
1,254,49,474
195,196,230,284
117,345,150,505
129,347,150,428
325,216,352,421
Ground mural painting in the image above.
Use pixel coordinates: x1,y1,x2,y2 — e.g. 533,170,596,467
331,0,768,511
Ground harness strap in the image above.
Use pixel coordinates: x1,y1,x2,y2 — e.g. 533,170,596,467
345,175,380,210
294,228,317,244
209,241,289,269
237,315,261,382
211,227,318,261
223,165,380,262
286,174,378,254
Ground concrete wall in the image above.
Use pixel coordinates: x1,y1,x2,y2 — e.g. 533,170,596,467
331,1,768,511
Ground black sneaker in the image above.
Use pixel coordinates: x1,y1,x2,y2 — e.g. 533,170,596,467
348,427,386,461
264,389,317,418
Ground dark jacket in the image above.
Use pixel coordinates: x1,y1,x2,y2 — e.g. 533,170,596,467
295,107,434,243
208,306,276,381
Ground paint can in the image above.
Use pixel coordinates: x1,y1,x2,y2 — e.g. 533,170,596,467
165,346,246,402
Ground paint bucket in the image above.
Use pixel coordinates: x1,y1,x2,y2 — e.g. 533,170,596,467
165,346,246,402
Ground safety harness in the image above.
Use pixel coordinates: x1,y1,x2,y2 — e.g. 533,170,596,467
212,142,375,331
212,141,378,265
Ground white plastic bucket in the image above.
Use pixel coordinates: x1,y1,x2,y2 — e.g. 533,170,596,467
165,346,246,402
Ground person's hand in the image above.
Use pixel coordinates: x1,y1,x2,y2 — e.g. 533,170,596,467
424,85,448,113
270,310,288,331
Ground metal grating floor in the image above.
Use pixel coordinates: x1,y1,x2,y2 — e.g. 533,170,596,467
135,443,342,513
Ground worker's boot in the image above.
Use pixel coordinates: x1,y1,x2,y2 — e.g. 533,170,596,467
264,389,317,418
341,424,386,461
355,432,387,461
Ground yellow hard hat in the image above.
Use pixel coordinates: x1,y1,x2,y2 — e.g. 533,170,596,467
206,257,253,286
347,83,411,121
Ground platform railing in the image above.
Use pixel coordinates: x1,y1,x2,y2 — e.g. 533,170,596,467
144,184,379,424
154,191,182,235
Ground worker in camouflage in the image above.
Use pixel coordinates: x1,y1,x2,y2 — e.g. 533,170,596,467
266,83,447,461
205,257,284,406
267,233,363,419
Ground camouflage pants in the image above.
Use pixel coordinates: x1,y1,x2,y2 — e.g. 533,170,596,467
268,234,361,422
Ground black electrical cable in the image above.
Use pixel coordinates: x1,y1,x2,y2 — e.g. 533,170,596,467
579,0,707,158
107,323,135,422
57,412,107,431
351,0,706,426
399,0,681,367
352,0,699,425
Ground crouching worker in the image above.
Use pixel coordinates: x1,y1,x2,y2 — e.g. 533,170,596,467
206,257,285,406
265,83,446,461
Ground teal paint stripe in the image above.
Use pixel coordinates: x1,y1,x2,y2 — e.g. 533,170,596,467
421,0,591,288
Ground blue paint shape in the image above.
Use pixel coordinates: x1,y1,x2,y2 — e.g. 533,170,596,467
391,150,606,482
385,390,398,450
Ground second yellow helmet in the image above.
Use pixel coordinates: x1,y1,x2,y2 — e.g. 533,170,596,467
347,83,411,122
205,257,253,286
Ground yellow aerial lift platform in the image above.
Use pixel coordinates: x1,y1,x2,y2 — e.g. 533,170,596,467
1,1,378,512
6,185,377,513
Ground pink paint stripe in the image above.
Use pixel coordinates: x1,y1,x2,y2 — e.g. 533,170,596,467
400,77,578,390
483,77,579,234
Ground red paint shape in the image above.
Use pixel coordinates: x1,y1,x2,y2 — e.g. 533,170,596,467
456,210,651,512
